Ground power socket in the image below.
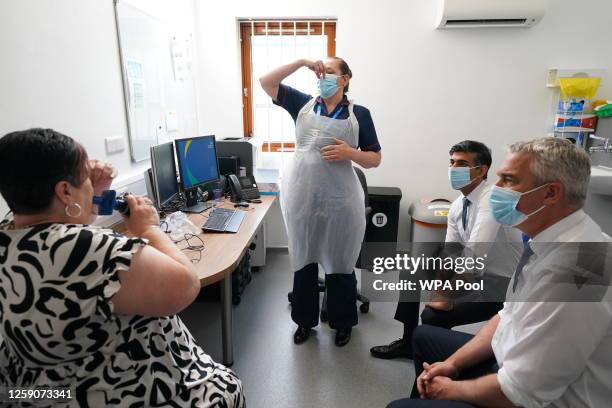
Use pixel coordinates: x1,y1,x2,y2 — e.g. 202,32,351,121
105,135,125,154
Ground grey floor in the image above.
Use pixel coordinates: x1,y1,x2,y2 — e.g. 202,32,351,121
178,249,453,408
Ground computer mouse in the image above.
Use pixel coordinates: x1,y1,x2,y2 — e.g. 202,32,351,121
234,202,250,208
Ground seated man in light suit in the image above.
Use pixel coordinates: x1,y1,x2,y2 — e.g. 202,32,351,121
371,141,521,360
387,137,612,408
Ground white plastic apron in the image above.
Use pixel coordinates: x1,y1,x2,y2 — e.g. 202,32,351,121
280,98,366,275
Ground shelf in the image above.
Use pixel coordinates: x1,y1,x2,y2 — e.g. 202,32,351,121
546,69,606,88
554,127,596,133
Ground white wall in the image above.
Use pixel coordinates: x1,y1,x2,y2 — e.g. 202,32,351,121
0,0,197,217
3,1,611,235
194,0,612,240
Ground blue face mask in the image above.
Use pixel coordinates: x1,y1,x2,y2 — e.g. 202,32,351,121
448,166,479,190
489,184,547,226
318,74,339,99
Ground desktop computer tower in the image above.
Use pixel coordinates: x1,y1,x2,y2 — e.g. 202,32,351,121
218,156,240,176
216,138,256,177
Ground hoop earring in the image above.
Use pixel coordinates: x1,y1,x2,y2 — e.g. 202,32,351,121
65,203,82,218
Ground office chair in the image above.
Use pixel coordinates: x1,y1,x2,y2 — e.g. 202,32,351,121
287,166,372,321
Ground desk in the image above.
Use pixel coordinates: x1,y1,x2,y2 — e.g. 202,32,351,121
184,196,276,366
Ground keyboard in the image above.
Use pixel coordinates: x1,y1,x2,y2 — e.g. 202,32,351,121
202,208,246,233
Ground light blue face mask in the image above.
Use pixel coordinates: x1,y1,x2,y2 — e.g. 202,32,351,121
318,74,339,99
448,166,480,190
489,184,548,226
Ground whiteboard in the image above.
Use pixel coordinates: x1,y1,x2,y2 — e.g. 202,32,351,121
114,0,198,162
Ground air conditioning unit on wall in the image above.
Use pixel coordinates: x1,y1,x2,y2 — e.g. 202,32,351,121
436,0,547,29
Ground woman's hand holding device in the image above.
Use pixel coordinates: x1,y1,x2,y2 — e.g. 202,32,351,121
124,195,160,236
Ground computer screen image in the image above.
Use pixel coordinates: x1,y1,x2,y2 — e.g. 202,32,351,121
150,142,179,208
175,135,220,190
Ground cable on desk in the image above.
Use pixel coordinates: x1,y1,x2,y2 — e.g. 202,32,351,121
173,233,205,264
158,197,185,218
158,220,205,264
160,220,170,233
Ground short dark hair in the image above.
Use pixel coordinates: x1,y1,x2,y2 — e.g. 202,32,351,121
449,140,492,179
0,128,88,214
331,57,352,93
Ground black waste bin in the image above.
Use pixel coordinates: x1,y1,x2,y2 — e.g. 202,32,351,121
365,186,403,243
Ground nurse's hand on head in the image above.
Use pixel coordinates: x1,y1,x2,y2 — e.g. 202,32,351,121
321,139,355,163
303,59,326,79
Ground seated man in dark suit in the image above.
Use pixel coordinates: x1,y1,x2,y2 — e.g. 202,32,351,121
371,141,521,360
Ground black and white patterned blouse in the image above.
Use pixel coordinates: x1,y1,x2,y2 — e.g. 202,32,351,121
0,218,245,407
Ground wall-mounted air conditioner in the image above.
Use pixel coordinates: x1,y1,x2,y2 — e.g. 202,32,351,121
436,0,547,29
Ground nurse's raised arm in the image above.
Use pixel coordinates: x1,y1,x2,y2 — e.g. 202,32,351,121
260,59,324,101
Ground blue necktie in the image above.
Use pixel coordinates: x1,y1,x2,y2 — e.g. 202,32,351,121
461,197,470,231
513,234,534,292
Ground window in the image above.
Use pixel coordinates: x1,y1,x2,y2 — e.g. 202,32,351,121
239,20,336,156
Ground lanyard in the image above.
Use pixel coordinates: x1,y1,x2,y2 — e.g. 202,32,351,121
315,104,344,119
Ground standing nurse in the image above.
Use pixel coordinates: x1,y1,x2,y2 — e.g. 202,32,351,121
260,58,382,347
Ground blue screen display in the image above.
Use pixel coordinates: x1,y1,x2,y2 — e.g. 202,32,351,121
175,136,219,189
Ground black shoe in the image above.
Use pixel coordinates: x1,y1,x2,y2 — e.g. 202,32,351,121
335,328,352,347
293,327,310,344
370,338,413,359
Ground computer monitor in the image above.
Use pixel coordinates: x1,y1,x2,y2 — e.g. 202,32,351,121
150,142,179,209
175,135,220,208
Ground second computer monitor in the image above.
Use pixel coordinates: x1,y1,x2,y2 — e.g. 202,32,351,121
175,135,220,191
150,142,179,209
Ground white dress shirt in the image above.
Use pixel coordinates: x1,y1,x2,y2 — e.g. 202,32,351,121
446,181,521,244
446,181,522,277
492,210,612,408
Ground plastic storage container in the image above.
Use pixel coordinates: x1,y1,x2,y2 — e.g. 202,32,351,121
409,199,451,242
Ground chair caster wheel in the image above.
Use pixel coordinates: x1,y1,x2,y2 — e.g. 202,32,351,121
233,295,241,305
360,303,370,313
320,310,328,322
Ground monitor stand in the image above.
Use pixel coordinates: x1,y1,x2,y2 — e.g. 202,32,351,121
181,201,213,213
182,189,213,213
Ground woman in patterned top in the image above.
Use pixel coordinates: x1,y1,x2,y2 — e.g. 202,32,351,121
0,128,245,407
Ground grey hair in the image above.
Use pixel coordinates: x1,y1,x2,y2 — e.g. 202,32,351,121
508,137,591,208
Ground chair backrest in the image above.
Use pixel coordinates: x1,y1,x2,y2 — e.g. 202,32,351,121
353,167,370,267
353,166,369,208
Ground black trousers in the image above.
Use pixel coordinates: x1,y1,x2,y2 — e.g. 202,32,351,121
394,300,421,339
393,241,508,343
291,263,358,330
394,260,504,341
394,301,503,343
420,302,504,329
386,325,498,408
